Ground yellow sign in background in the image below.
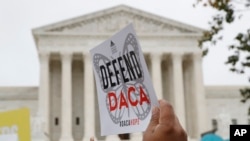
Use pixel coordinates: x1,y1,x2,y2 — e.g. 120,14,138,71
0,108,30,141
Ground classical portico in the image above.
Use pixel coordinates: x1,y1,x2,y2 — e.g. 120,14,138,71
33,5,208,141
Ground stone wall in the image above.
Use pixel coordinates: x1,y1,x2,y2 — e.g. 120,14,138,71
205,86,250,139
0,87,38,115
0,87,43,140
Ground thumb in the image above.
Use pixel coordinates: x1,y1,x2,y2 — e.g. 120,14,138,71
146,107,160,132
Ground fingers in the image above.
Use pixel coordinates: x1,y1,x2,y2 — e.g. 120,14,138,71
146,99,175,132
159,99,175,125
146,106,160,132
90,137,94,141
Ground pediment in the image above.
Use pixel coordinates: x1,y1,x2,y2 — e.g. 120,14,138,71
33,5,204,35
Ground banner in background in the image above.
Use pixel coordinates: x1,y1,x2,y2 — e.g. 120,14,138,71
0,108,31,141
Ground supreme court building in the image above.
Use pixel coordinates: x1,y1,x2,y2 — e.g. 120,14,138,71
0,5,249,141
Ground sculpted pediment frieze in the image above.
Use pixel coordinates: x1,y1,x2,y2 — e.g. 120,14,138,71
47,11,195,34
33,5,204,35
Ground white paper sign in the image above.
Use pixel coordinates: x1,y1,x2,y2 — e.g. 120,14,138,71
90,24,159,135
0,134,18,141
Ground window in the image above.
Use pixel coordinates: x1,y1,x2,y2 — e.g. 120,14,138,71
55,117,59,126
76,117,80,125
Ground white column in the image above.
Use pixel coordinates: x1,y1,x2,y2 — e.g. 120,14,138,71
38,52,50,139
171,53,186,130
105,135,120,141
151,53,163,99
60,52,73,141
191,52,208,138
83,53,96,141
130,132,143,141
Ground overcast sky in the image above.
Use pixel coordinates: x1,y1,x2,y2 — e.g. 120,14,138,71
0,0,249,86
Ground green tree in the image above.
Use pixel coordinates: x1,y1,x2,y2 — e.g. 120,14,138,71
194,0,250,114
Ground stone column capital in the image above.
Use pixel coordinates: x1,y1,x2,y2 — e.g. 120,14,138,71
192,52,202,60
83,53,91,60
150,52,163,60
171,52,184,60
39,51,50,61
60,52,73,62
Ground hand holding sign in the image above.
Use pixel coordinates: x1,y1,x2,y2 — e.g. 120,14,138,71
143,100,187,141
89,99,187,141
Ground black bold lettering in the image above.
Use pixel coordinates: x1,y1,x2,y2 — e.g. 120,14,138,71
118,57,129,83
123,53,136,81
106,62,116,87
130,51,142,78
112,59,120,85
100,65,108,89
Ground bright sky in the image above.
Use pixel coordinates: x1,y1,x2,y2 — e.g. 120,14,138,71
0,0,249,86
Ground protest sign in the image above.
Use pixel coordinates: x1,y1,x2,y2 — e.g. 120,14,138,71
90,24,158,135
0,108,31,141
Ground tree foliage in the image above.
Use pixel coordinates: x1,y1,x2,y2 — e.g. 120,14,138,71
194,0,250,114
